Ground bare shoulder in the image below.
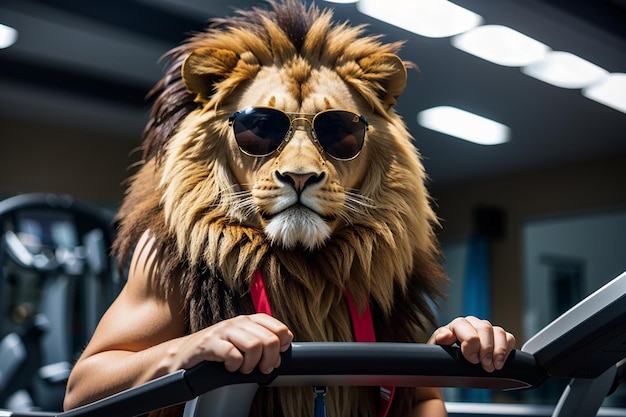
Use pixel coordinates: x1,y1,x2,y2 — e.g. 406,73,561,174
125,230,174,301
80,230,186,356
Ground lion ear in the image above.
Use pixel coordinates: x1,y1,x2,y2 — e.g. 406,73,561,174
182,47,239,102
358,53,407,110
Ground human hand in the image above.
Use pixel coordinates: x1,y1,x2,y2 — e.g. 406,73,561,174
164,313,293,375
428,316,516,372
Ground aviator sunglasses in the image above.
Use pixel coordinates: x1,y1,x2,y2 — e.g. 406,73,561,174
228,107,369,161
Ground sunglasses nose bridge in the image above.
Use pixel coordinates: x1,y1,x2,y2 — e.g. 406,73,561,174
289,116,311,131
285,116,324,152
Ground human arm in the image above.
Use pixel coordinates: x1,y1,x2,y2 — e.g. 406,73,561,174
63,231,293,410
411,387,447,416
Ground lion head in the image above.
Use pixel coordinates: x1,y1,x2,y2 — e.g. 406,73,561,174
114,1,448,416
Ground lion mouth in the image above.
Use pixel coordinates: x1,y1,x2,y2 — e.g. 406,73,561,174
260,203,340,250
262,204,335,250
260,204,335,223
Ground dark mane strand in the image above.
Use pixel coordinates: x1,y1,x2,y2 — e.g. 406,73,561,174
213,0,321,52
267,0,320,51
142,51,198,161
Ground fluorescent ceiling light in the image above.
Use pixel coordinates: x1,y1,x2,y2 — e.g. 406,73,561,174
417,106,511,145
452,25,550,67
357,0,483,38
583,73,626,114
522,51,608,89
0,23,18,49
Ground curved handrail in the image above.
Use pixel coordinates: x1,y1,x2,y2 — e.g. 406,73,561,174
59,343,546,417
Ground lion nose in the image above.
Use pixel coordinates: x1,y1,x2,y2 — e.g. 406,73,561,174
276,171,325,193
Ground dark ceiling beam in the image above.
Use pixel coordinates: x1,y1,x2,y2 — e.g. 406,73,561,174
0,56,151,108
27,0,208,44
539,0,626,40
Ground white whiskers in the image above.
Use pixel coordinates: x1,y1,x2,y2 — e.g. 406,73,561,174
222,182,375,232
337,189,376,224
222,185,258,221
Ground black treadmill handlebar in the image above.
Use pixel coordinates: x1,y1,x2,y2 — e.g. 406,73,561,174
53,343,546,417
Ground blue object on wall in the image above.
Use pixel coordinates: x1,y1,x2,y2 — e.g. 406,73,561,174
461,233,492,403
463,234,491,319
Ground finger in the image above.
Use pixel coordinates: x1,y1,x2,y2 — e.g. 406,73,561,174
224,319,280,374
195,315,293,375
197,318,268,374
429,326,457,345
199,327,260,374
507,331,516,351
249,313,294,351
240,319,284,374
208,339,244,373
492,326,509,370
445,317,481,365
493,328,517,370
465,316,496,372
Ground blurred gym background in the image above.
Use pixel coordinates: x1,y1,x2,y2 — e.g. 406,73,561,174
1,0,625,412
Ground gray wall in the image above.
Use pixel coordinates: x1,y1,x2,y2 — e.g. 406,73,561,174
0,117,139,207
523,209,626,339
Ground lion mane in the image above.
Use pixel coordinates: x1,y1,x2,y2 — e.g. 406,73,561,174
113,1,449,416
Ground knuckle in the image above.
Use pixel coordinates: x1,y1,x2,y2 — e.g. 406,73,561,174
267,333,281,348
508,333,517,345
463,333,480,346
451,317,467,326
492,326,506,337
244,337,264,351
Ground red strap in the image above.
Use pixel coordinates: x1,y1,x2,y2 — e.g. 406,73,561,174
344,291,376,342
250,271,394,417
251,269,273,315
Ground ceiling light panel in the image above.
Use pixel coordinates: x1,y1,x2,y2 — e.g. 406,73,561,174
522,51,609,89
452,25,550,67
583,73,626,114
0,23,18,49
417,106,511,145
357,0,483,38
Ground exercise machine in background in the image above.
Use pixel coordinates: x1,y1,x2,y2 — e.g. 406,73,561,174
0,193,120,412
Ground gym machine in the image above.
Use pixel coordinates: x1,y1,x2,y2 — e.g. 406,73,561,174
0,193,119,411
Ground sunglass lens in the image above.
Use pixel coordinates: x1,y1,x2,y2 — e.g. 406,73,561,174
314,111,366,160
232,108,290,156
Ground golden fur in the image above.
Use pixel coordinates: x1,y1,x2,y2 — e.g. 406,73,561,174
114,1,448,416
